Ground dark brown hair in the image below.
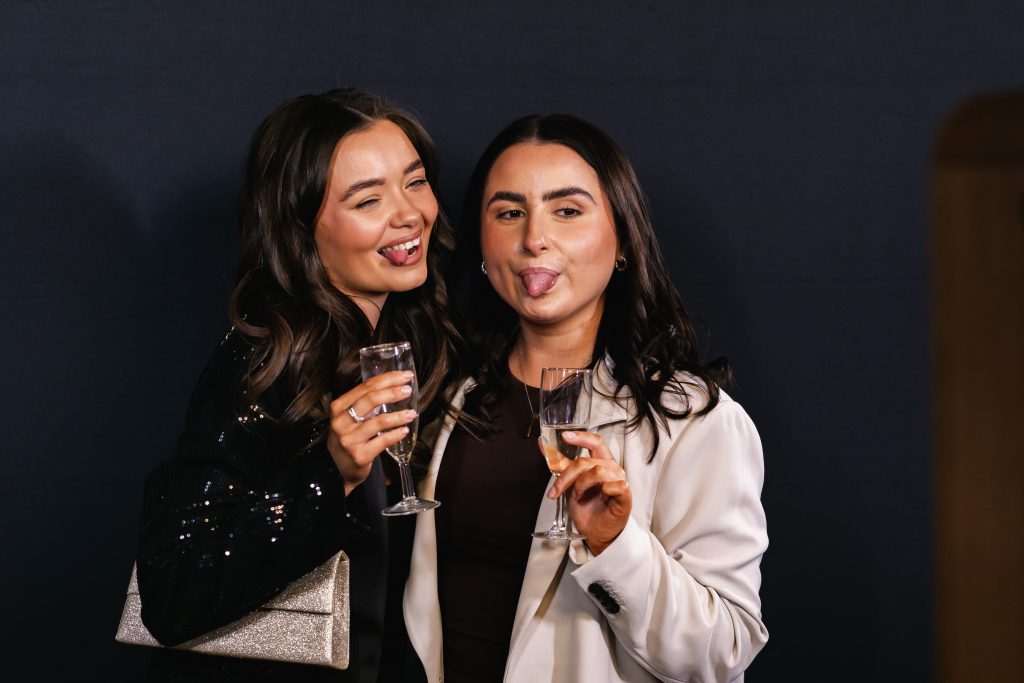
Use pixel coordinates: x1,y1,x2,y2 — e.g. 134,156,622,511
454,114,730,459
228,88,463,437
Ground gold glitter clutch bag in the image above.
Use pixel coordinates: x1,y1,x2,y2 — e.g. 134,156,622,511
115,551,349,669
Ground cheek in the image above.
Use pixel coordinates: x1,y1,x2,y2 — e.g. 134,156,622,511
480,223,511,261
573,225,618,264
417,192,439,227
317,216,379,259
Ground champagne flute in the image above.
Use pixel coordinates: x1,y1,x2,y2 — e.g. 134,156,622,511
358,341,440,516
532,367,593,541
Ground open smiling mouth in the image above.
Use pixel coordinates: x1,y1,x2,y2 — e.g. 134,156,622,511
378,236,421,266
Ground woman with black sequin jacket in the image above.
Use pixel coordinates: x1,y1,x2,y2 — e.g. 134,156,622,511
134,88,463,682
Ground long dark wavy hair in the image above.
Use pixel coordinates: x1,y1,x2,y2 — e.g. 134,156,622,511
454,114,730,460
228,88,463,444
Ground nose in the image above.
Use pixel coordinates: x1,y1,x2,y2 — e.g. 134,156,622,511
389,193,421,230
521,213,548,254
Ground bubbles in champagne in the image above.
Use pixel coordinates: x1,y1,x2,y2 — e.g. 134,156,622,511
386,430,416,463
540,425,585,476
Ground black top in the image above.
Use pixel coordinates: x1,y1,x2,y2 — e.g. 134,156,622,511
434,380,553,683
135,329,423,682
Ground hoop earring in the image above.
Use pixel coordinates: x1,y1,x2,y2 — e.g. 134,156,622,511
481,260,488,275
614,256,627,272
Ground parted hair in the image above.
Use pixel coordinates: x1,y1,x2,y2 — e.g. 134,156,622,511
228,87,462,437
454,114,730,459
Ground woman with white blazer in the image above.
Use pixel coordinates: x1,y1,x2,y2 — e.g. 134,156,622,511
363,113,765,681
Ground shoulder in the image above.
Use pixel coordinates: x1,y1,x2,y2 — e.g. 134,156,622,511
182,328,261,423
594,359,729,413
656,386,762,488
660,370,745,415
209,327,258,372
655,373,759,450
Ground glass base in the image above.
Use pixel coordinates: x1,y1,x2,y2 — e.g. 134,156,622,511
382,497,440,516
532,528,585,541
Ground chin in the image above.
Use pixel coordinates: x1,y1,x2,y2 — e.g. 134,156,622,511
514,301,561,324
386,266,429,293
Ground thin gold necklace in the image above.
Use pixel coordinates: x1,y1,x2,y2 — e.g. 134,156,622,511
516,347,537,438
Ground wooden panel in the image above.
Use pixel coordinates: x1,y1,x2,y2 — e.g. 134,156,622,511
933,94,1024,683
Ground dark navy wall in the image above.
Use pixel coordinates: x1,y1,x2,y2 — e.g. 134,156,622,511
2,2,1022,679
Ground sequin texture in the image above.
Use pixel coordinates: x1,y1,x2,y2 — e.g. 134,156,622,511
134,328,372,648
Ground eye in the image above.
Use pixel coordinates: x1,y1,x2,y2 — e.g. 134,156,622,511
355,197,380,210
407,177,429,190
555,207,582,218
496,208,525,221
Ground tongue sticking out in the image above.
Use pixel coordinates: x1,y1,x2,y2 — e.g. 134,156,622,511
522,271,558,297
382,247,412,266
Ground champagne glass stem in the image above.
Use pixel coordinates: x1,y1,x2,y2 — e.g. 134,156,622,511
398,461,416,501
557,490,570,533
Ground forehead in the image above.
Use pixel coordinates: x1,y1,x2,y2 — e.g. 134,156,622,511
486,142,601,191
330,119,419,176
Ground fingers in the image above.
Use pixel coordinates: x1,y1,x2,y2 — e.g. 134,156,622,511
548,454,627,500
360,423,413,456
545,430,617,498
352,383,415,419
600,479,630,498
331,422,411,497
330,370,415,420
326,370,418,491
570,466,630,501
563,430,614,460
334,409,418,455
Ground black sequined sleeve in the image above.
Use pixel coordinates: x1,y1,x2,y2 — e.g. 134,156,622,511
135,330,375,646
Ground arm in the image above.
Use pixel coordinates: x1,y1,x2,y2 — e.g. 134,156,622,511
136,331,377,645
559,400,768,682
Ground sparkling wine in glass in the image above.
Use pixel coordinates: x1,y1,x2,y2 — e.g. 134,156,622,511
358,341,440,516
533,367,592,541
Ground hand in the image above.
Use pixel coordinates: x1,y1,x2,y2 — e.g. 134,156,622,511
546,431,632,555
328,370,417,496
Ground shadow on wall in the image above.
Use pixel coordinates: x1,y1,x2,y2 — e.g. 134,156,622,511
0,132,238,676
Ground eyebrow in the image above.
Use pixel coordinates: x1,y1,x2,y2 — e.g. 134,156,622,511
542,186,596,203
340,159,424,201
485,186,597,208
486,190,526,207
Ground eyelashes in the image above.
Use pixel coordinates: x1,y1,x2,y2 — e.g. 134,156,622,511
496,208,525,221
353,177,429,210
492,206,584,221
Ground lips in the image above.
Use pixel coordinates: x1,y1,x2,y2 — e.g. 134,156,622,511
519,267,559,296
378,235,422,266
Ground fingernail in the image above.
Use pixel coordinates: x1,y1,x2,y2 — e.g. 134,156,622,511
403,410,418,419
547,486,557,499
563,431,575,439
403,371,415,379
399,385,413,395
400,427,410,435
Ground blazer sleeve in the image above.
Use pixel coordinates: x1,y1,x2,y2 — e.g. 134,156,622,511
135,330,377,646
570,398,769,682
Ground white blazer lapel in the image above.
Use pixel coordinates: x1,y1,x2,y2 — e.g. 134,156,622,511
403,379,472,682
590,360,631,434
504,490,571,676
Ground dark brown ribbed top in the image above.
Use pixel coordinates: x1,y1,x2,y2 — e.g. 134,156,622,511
434,381,552,683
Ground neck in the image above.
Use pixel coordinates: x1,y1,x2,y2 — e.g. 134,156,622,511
510,311,601,387
346,293,387,329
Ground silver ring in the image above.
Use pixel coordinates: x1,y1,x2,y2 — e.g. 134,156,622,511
347,405,368,423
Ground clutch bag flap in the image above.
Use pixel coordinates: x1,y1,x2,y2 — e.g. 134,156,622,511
115,551,348,670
